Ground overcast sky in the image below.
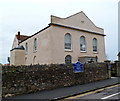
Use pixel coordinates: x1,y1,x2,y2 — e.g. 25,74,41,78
0,0,119,64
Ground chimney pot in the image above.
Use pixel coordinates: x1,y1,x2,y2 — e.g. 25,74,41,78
18,31,20,35
17,31,20,40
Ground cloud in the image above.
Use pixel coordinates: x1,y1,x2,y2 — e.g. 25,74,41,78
0,0,119,64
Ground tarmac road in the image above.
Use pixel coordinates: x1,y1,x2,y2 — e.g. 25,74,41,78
64,84,120,100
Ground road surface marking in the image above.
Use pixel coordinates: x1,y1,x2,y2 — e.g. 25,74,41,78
101,92,120,99
65,88,104,100
64,84,120,100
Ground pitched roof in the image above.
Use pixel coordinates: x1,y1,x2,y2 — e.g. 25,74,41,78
51,11,104,34
19,11,104,43
16,35,29,41
50,23,105,36
11,45,25,51
19,26,50,43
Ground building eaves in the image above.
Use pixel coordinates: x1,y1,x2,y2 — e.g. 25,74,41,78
49,23,106,36
20,25,50,43
16,35,29,41
10,45,25,51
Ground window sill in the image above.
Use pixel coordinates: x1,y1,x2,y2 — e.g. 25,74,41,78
80,51,87,53
65,49,73,52
93,52,98,54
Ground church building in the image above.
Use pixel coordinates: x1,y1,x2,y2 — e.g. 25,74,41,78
10,11,106,65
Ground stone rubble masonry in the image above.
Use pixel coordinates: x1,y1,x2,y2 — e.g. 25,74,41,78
2,63,109,98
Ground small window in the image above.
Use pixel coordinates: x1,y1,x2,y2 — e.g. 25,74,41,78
93,38,97,52
64,33,72,50
34,38,37,51
80,36,86,51
25,43,28,52
25,57,27,64
65,55,72,64
33,56,36,64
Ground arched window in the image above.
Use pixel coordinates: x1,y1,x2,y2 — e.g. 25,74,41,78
65,55,72,64
34,38,37,51
64,33,72,50
25,43,28,52
80,36,86,51
93,38,97,52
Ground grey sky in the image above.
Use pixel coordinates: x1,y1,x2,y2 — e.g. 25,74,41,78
119,1,120,52
0,0,119,64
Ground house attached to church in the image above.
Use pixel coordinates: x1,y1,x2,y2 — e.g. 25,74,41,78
10,11,106,66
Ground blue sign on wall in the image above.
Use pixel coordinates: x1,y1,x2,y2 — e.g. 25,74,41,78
74,62,84,73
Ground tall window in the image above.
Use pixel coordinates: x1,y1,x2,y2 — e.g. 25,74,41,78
25,43,28,52
93,38,97,52
64,33,72,50
80,36,86,51
65,55,72,64
34,38,37,51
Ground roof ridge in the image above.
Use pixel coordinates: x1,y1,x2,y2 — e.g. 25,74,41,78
65,11,83,19
16,34,29,37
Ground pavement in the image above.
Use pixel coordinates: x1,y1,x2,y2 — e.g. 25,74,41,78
3,77,120,101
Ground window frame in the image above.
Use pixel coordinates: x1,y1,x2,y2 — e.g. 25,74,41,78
25,43,28,53
80,36,86,52
64,33,72,51
93,38,98,53
65,55,72,64
34,38,37,52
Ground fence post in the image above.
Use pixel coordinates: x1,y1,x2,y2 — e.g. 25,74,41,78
104,60,111,78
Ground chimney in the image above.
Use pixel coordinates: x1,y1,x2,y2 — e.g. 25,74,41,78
17,31,21,45
17,31,20,40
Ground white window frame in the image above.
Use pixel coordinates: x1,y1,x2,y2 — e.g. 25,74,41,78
80,36,86,52
93,38,98,53
64,33,72,51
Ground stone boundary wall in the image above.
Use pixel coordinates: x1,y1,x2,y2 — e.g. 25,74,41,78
2,63,109,97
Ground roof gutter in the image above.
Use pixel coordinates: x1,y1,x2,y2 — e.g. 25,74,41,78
49,23,106,36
